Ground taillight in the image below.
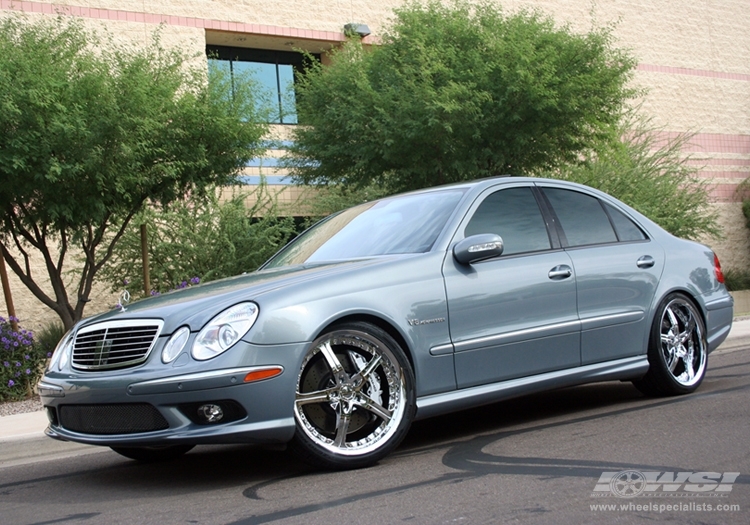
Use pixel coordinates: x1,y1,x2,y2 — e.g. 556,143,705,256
714,253,725,284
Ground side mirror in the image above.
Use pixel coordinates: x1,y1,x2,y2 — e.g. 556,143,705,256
453,234,504,265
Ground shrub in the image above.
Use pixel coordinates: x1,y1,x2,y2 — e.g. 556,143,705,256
0,316,50,401
723,268,750,292
550,113,719,241
101,183,296,298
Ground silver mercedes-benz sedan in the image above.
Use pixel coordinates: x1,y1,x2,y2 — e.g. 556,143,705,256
39,177,733,469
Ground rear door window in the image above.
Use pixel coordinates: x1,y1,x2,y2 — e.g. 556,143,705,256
542,188,617,247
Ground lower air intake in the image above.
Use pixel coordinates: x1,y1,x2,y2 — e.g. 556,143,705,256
59,404,169,435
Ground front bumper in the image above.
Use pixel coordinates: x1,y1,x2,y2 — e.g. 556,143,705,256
39,341,306,447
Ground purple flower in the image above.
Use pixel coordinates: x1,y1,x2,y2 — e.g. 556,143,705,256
25,369,31,375
191,277,201,285
7,380,14,387
179,281,188,288
3,361,9,367
24,354,30,360
15,362,21,367
46,352,52,358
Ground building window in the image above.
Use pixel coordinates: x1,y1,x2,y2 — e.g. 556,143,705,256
206,45,319,125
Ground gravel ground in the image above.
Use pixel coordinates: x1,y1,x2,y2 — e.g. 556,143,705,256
0,395,43,417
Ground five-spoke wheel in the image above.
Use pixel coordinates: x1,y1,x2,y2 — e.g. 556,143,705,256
633,293,707,396
290,322,415,469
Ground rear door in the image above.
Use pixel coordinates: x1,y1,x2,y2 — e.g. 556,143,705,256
443,184,580,389
539,185,664,364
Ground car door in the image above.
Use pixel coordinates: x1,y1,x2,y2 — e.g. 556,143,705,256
539,186,664,365
443,184,581,389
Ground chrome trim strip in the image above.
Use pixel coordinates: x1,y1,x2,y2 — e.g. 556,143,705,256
429,343,454,356
127,366,284,395
579,310,644,331
452,319,581,353
415,356,648,420
77,318,165,334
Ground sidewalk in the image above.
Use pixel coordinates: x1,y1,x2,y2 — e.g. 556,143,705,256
3,317,749,442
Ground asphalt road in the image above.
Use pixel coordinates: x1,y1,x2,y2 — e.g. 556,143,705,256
1,346,748,525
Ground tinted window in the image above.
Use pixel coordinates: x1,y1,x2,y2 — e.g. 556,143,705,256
543,188,617,247
264,190,465,268
206,46,319,124
604,203,648,241
465,187,551,255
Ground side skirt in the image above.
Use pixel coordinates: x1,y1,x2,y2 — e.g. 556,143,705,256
414,356,648,421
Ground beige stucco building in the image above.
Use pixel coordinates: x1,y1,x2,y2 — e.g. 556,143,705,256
1,0,749,331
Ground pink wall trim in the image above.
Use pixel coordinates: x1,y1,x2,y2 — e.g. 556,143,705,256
0,1,349,43
638,63,750,82
653,132,750,155
652,132,750,202
708,184,745,202
696,171,748,180
687,158,750,167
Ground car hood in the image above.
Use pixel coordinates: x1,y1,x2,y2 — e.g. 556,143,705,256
80,258,403,334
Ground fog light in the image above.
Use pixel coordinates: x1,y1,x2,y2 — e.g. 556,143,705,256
197,404,224,423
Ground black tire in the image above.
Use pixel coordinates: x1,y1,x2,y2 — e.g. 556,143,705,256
633,293,707,397
110,445,195,462
289,322,416,470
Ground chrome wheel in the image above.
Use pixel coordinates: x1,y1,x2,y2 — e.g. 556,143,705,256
659,297,706,387
291,322,415,469
633,293,707,397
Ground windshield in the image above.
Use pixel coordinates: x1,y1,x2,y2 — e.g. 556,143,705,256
264,189,466,268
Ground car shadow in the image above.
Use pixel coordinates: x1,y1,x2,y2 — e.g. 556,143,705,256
57,380,649,493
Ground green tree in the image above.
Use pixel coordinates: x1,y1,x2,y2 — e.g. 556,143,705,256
0,15,268,329
285,0,637,194
100,184,296,297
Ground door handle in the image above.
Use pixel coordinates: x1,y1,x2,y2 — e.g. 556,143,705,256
637,256,655,269
548,265,573,280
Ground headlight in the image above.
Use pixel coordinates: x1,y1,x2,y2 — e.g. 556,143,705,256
191,302,259,361
162,326,190,363
48,329,75,372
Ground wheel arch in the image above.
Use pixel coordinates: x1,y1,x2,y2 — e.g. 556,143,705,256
650,287,708,331
638,287,707,365
315,314,416,374
634,287,709,396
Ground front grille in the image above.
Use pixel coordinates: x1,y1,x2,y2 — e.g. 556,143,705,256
72,320,163,371
59,404,169,434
